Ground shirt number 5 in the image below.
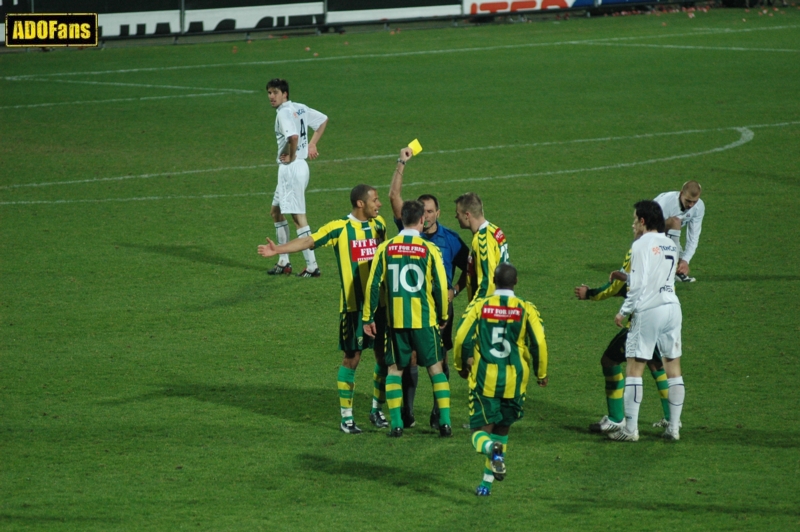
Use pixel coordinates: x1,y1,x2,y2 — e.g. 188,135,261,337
490,326,511,359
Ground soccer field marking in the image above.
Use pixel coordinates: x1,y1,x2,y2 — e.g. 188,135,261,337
0,92,240,110
2,121,796,192
0,127,761,206
9,77,257,93
3,25,796,80
585,42,800,53
2,24,793,112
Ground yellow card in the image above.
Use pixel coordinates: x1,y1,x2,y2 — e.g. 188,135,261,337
408,138,423,156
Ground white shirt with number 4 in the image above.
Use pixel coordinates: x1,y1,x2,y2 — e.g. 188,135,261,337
619,232,681,317
274,101,328,163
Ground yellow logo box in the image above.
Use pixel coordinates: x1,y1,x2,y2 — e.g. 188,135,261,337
5,13,98,47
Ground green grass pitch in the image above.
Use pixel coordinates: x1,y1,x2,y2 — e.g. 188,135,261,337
1,6,799,531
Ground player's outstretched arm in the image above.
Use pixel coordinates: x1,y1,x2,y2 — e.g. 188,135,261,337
257,235,314,257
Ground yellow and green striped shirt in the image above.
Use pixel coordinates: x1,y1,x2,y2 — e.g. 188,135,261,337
453,290,547,399
466,221,509,302
363,230,448,329
587,248,631,301
312,214,387,313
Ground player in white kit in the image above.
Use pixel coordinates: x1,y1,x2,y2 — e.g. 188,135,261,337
654,181,705,283
266,79,328,278
609,200,685,442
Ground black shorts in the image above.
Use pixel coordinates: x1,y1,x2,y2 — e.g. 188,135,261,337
603,328,662,368
441,299,455,352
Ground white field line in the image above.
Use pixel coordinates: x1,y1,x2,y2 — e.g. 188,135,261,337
12,77,257,93
1,24,793,111
584,42,800,53
3,120,797,192
0,127,757,206
3,25,797,80
0,92,240,110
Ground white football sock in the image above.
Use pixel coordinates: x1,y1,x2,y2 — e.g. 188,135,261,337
274,221,290,265
297,225,317,271
667,377,685,430
623,377,643,433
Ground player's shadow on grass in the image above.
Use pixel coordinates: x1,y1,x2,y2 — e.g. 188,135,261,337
586,263,622,274
117,243,262,272
583,426,798,449
511,399,798,449
104,383,336,425
547,497,799,518
0,514,119,526
690,426,798,449
297,453,467,504
518,397,601,439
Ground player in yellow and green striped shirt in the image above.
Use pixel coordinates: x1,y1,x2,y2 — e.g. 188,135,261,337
258,184,390,435
453,263,548,496
575,240,672,434
363,200,452,438
454,192,509,302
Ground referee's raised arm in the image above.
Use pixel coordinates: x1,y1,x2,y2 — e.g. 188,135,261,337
388,147,413,221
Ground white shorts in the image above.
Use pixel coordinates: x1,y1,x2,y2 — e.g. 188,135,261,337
626,304,682,361
272,158,309,214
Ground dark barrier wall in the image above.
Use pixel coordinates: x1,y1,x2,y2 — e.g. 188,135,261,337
0,0,313,16
327,0,460,8
1,0,657,40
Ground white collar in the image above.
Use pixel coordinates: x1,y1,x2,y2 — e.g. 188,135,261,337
399,229,420,237
348,213,368,223
493,289,515,297
478,220,490,231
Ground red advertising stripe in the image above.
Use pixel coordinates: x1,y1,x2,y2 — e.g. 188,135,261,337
479,2,510,13
387,243,427,258
481,305,522,322
511,1,538,10
350,238,377,262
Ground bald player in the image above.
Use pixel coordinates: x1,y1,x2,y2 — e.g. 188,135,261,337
654,181,705,283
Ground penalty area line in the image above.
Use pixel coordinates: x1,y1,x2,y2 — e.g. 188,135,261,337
0,128,755,206
5,25,797,79
3,121,796,191
0,92,242,110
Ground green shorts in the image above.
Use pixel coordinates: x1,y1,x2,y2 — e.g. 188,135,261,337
386,326,443,369
340,307,387,356
468,389,525,429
